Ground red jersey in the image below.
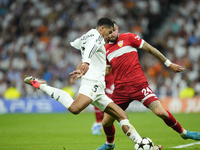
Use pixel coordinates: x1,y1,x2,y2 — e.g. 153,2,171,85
105,33,148,90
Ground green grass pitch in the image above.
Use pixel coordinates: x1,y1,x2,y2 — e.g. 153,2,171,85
0,112,200,150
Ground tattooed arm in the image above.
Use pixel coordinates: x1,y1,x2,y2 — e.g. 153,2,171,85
142,41,167,63
141,41,186,73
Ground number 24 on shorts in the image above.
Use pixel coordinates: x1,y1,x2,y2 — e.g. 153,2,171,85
141,87,153,96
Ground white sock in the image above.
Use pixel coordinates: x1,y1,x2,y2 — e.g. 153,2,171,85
180,129,187,136
119,119,142,143
106,142,114,145
39,84,74,109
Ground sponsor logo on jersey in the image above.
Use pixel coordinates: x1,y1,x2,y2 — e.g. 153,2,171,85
135,35,140,40
118,40,123,47
81,34,94,40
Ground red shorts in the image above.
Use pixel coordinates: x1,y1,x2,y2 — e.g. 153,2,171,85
111,84,159,110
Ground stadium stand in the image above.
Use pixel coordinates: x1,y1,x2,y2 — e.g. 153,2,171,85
0,0,199,99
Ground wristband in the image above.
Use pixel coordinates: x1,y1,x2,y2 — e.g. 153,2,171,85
164,59,171,67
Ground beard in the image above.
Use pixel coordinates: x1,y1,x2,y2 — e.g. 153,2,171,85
109,37,118,43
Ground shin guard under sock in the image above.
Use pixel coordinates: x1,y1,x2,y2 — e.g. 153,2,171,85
119,119,141,143
40,84,74,109
103,125,115,144
163,110,184,133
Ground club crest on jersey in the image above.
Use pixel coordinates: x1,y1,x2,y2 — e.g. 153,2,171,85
90,92,94,97
118,40,123,47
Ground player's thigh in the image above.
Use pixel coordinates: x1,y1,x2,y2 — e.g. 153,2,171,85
69,93,92,114
137,86,168,117
74,93,93,109
130,85,159,108
104,102,128,122
92,91,113,111
148,100,168,118
130,85,168,118
112,85,130,105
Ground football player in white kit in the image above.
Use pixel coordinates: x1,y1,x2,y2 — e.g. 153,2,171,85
24,17,159,150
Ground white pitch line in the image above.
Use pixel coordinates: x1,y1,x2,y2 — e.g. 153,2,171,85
170,141,200,148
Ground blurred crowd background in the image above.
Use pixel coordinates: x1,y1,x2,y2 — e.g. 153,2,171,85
0,0,199,99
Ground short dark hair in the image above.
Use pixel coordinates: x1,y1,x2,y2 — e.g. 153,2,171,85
112,19,116,25
97,17,114,28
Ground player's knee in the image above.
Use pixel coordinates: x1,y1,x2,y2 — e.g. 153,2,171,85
118,110,128,121
155,111,168,119
71,111,81,115
69,106,82,115
102,118,113,127
71,110,81,115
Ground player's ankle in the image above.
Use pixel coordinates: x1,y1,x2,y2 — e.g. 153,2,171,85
180,129,187,136
106,141,114,145
39,84,48,92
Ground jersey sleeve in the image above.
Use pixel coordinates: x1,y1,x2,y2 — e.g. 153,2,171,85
83,34,104,64
70,38,81,50
129,33,144,48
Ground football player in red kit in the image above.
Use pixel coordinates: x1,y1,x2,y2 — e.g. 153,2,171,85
96,20,200,150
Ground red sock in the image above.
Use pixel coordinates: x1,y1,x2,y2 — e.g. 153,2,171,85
94,107,104,123
103,125,115,143
163,110,184,133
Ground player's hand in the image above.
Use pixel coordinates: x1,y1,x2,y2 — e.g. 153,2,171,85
80,62,89,75
169,63,186,73
69,62,89,82
69,75,76,84
69,70,83,82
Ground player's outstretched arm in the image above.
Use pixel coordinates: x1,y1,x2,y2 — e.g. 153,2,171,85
141,41,186,73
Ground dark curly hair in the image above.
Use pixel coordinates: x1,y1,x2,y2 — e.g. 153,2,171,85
97,17,114,28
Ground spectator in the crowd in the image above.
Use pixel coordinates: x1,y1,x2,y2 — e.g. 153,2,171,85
0,0,199,99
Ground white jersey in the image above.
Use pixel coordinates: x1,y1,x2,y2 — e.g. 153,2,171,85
70,29,106,86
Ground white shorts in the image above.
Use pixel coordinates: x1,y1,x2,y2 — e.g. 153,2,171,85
78,79,113,111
